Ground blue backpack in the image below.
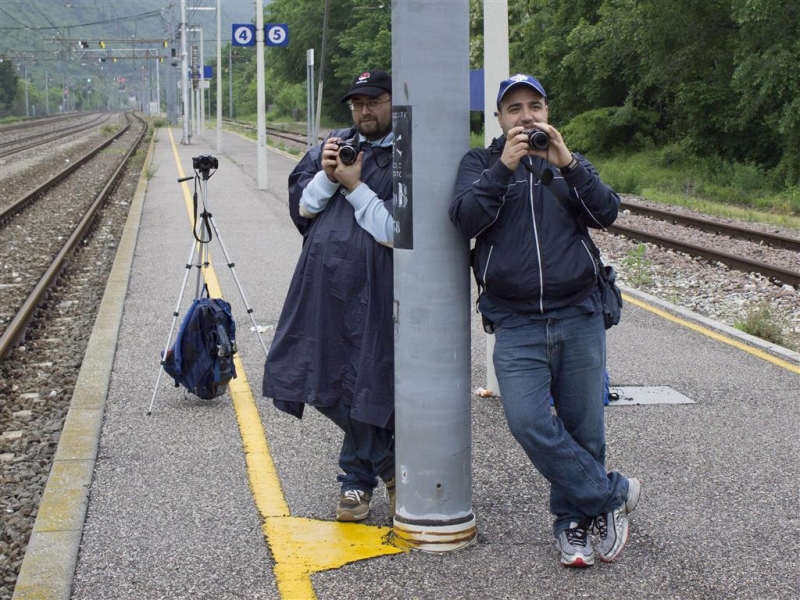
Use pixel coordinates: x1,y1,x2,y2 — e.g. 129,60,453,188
162,296,238,399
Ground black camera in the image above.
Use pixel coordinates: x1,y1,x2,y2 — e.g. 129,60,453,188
193,155,219,171
336,138,361,166
523,128,549,151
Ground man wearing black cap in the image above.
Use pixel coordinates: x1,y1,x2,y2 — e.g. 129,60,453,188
450,74,640,567
263,70,396,523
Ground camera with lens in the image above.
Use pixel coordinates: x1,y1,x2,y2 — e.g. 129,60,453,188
193,154,219,171
523,128,549,151
336,138,362,166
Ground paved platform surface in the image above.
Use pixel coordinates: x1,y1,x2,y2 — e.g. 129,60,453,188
13,126,800,600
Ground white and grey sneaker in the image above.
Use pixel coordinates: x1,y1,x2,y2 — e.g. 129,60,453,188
596,477,641,562
556,521,595,568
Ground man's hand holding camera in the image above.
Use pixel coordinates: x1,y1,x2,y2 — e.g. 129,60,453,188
323,137,363,193
501,124,573,173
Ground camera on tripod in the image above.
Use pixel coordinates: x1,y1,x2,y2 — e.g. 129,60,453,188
193,154,219,173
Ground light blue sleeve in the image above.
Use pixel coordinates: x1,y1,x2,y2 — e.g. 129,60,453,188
344,183,394,247
298,170,341,218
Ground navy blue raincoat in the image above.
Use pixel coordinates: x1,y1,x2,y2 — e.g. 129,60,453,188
262,127,395,429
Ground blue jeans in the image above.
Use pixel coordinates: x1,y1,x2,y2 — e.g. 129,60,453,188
316,401,395,493
492,311,627,537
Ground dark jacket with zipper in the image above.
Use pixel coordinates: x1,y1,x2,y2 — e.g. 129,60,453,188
449,137,620,316
263,126,395,429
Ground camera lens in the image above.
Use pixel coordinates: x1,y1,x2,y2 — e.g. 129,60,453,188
337,142,358,165
525,128,549,151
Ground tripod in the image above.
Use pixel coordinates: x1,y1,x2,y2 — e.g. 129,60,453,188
148,157,268,415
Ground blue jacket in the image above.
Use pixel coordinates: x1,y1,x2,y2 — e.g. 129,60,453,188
449,137,620,315
263,127,395,428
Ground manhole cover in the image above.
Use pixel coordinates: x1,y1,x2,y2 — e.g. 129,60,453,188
608,386,695,406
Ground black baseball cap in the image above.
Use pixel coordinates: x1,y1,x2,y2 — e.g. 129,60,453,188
341,70,392,103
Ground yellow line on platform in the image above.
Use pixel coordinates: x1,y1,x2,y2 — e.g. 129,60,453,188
167,129,403,599
623,293,800,374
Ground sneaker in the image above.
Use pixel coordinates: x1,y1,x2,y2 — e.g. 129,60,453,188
556,521,595,568
596,477,641,562
336,489,371,522
625,477,641,515
385,478,396,519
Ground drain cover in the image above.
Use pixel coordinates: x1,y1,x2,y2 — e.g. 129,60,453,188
608,386,695,406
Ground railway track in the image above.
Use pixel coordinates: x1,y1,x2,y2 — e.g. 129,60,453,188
0,112,148,359
611,200,800,287
0,113,110,159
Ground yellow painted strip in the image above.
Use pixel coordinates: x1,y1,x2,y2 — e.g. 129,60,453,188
623,293,800,374
165,128,405,599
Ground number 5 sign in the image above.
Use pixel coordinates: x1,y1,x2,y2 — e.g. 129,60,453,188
265,23,289,47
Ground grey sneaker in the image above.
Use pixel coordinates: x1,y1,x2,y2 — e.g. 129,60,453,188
556,521,595,568
596,477,641,562
336,489,371,522
625,477,641,515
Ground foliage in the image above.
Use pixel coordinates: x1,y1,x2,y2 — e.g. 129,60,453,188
621,244,652,286
734,303,788,348
560,104,658,154
262,0,391,124
0,61,18,112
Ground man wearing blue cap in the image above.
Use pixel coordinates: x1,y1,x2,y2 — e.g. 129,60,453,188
263,70,396,523
450,74,640,567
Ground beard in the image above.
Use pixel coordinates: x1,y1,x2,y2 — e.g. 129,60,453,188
357,117,391,141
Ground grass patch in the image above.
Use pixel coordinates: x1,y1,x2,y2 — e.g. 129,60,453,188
144,162,159,180
620,243,653,286
592,149,800,230
734,303,789,348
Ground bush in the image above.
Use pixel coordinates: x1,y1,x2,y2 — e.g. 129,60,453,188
274,83,306,120
561,105,659,154
734,303,788,348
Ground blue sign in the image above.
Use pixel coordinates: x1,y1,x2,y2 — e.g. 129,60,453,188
470,69,484,112
265,23,289,47
232,24,255,47
187,66,213,79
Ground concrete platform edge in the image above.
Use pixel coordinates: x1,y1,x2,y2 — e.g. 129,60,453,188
620,283,799,364
12,130,156,600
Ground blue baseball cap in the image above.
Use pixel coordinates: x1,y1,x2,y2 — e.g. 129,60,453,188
496,74,547,109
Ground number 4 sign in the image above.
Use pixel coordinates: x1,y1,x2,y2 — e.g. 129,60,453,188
265,23,289,47
232,24,255,47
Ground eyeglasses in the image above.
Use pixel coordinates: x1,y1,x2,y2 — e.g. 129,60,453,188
348,98,391,112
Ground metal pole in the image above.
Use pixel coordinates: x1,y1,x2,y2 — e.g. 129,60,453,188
24,61,29,117
256,0,267,189
481,0,509,397
392,0,475,552
216,0,222,152
199,27,205,135
45,69,49,115
314,0,330,144
180,0,190,143
192,44,199,136
156,57,161,115
306,49,314,150
228,45,233,119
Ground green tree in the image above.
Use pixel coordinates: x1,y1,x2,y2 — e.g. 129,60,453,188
263,0,391,123
0,61,18,112
731,0,800,185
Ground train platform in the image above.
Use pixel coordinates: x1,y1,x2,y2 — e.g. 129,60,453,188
12,126,799,600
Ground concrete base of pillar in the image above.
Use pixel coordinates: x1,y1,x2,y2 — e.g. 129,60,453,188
392,514,477,552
